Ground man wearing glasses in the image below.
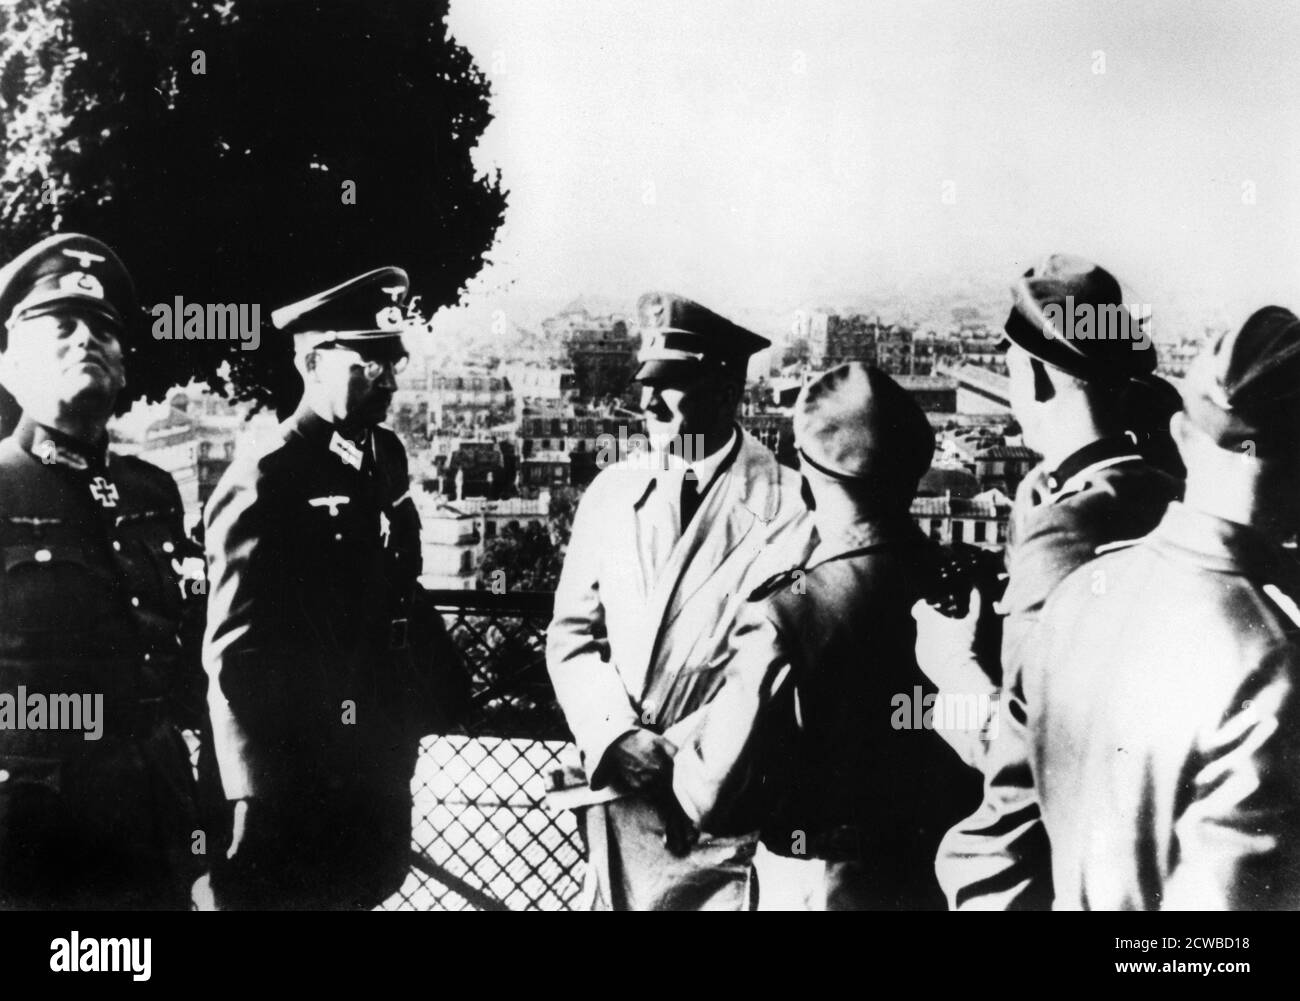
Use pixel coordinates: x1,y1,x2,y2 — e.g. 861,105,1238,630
202,267,427,909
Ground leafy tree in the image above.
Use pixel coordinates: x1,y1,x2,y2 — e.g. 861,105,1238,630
477,522,562,593
546,485,580,551
0,0,505,417
781,335,810,367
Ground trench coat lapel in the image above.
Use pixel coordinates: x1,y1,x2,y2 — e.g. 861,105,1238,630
619,473,677,696
626,434,778,696
658,462,753,635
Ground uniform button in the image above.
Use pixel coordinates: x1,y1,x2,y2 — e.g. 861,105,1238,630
131,596,141,607
143,653,151,662
34,549,52,562
334,533,342,541
163,541,175,553
0,769,8,783
112,540,122,552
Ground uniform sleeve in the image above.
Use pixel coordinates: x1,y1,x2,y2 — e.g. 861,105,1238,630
932,500,1106,908
157,472,212,732
671,605,795,836
1164,644,1300,910
201,460,288,800
935,680,1053,910
931,687,1001,770
383,435,423,590
937,502,1064,909
545,481,639,783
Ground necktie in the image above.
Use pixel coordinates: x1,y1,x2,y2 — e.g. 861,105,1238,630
680,469,702,533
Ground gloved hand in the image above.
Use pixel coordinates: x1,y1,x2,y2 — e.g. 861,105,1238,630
604,729,676,794
912,590,998,698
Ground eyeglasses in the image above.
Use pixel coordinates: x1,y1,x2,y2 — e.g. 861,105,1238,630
316,344,410,380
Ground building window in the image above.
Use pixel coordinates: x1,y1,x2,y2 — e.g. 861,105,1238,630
973,522,986,543
952,520,965,544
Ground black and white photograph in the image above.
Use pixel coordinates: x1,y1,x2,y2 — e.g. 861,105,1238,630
0,0,1296,981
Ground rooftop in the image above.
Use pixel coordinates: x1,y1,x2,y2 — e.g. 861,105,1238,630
910,493,1012,518
974,445,1039,461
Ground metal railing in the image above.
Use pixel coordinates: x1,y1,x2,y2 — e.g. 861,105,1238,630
380,589,586,911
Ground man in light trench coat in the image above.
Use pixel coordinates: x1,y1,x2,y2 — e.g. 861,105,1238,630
546,292,812,910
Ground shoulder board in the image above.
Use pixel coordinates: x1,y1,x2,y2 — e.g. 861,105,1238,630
747,566,804,603
1263,584,1300,630
1094,537,1144,557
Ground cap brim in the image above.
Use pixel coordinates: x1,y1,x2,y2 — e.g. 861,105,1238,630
299,330,407,351
633,358,703,384
1004,305,1103,380
13,292,124,328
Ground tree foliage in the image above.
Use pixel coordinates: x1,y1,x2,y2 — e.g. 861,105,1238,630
0,0,505,414
477,522,563,594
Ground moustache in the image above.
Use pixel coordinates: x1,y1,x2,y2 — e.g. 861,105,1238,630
63,350,114,374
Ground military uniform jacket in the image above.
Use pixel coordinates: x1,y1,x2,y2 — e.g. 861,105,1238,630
937,437,1181,909
0,417,208,908
1030,504,1300,909
672,517,981,909
203,404,425,804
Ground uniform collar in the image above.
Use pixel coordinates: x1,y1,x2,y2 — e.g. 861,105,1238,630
289,401,372,468
1045,433,1142,495
1153,502,1295,579
807,513,923,569
290,401,366,442
12,415,109,472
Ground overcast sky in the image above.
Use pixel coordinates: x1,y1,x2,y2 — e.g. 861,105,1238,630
446,0,1299,332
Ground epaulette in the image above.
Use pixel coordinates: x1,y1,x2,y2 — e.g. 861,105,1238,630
747,565,805,602
1093,537,1144,557
1263,584,1300,630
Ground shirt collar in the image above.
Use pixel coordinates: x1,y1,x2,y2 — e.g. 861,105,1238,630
685,427,738,485
632,428,773,518
648,426,738,482
13,415,109,472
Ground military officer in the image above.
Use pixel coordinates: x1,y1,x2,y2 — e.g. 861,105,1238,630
672,363,981,909
915,254,1183,908
203,267,429,910
546,292,812,910
1028,307,1300,908
0,233,210,909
